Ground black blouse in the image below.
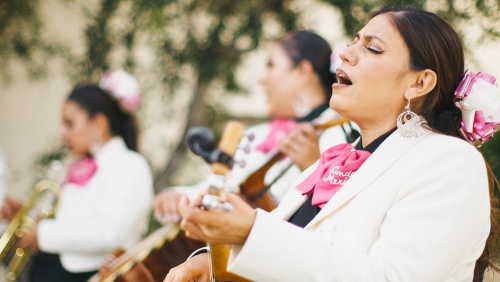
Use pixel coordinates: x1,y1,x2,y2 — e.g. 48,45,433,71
288,128,397,228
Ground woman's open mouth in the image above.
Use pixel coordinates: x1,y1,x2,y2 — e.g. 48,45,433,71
336,69,352,85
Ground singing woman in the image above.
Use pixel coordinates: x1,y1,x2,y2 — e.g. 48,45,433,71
167,7,500,282
154,30,356,221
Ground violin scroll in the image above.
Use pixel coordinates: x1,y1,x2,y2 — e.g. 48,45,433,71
187,126,216,164
187,121,246,211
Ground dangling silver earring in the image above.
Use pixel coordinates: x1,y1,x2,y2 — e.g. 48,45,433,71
397,97,421,138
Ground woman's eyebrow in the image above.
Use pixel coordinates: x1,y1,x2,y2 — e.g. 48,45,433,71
355,33,387,44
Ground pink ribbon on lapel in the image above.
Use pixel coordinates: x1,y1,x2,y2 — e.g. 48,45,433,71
256,119,298,153
296,143,371,208
67,158,98,186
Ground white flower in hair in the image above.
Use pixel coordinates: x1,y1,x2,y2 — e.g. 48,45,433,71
461,79,500,124
99,69,142,114
454,71,500,144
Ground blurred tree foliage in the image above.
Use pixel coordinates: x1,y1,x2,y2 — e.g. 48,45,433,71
128,0,301,189
481,133,500,181
319,0,423,36
1,0,500,190
319,0,500,53
0,0,62,80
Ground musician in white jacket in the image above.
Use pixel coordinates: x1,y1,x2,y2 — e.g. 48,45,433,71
14,71,154,282
154,31,357,221
167,7,499,282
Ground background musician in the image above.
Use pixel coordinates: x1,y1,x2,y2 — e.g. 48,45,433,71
2,70,154,282
168,7,500,281
154,30,358,222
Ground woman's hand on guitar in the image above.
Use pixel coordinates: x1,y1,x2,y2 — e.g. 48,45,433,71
164,253,211,282
279,122,321,171
98,249,125,278
154,190,184,223
179,193,256,245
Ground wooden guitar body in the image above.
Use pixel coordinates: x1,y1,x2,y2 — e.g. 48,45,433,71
114,230,205,282
89,224,205,282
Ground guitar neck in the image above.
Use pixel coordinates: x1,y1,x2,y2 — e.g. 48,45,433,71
93,223,180,282
195,121,252,281
208,242,251,282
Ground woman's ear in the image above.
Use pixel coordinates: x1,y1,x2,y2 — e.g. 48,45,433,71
405,69,437,99
90,113,112,139
295,60,315,85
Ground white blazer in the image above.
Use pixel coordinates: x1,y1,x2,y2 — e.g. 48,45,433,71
37,137,154,272
228,127,490,281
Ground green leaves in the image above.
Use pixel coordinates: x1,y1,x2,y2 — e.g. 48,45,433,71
2,0,499,186
480,129,500,181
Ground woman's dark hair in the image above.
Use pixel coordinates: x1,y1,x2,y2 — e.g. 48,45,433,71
277,30,335,100
371,6,499,281
67,85,138,151
371,7,464,138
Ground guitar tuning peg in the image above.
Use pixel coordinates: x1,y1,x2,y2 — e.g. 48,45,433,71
219,202,234,211
224,184,239,193
201,194,234,211
244,132,255,142
238,144,251,154
234,159,246,168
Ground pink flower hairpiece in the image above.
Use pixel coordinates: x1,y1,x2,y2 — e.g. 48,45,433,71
99,69,142,114
454,70,500,146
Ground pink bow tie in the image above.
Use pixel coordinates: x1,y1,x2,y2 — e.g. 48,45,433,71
67,158,98,186
256,119,298,153
296,143,371,208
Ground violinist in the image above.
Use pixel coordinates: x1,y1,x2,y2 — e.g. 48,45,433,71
1,70,154,282
168,7,500,281
154,30,357,221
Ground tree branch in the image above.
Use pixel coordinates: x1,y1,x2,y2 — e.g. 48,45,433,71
153,76,209,192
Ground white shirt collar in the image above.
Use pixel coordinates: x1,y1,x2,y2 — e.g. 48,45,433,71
93,136,127,163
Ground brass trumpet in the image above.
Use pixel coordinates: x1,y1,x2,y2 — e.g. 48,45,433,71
0,180,61,281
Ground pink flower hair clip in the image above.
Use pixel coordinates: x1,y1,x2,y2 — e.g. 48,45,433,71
454,70,500,147
99,69,142,114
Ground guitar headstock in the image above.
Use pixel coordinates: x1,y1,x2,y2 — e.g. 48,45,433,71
187,121,250,210
188,122,253,282
187,121,250,172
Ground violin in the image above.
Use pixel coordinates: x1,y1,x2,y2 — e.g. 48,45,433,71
239,117,350,211
200,118,352,281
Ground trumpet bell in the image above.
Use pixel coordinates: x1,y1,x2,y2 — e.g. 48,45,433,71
0,180,61,281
